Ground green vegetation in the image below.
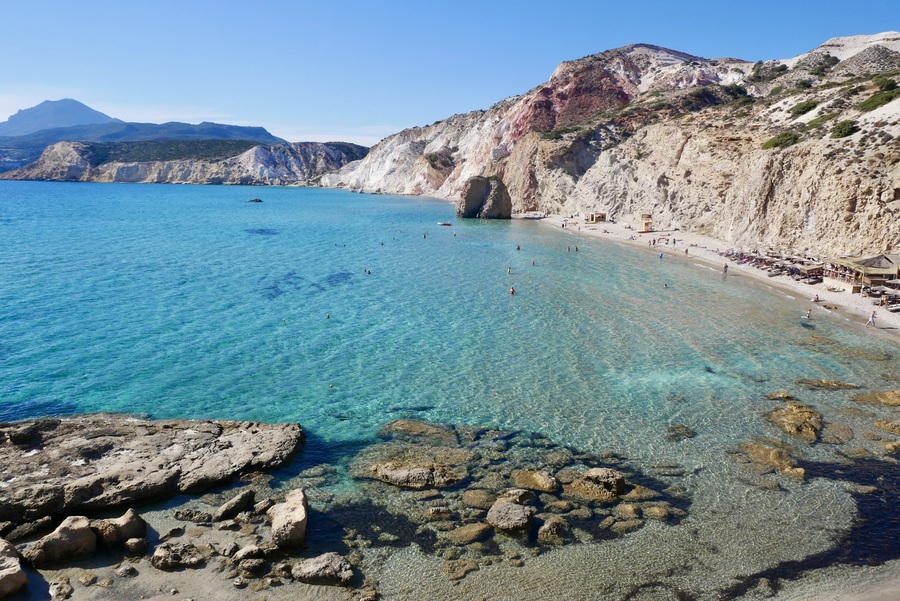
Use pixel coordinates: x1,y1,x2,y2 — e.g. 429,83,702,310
858,89,900,111
80,140,259,167
540,125,582,140
768,86,784,97
425,149,455,170
749,61,788,82
762,132,801,149
873,76,898,91
790,100,819,117
795,80,813,90
806,112,839,128
809,54,839,77
830,120,859,138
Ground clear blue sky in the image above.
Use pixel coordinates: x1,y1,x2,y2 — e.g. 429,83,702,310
1,1,897,146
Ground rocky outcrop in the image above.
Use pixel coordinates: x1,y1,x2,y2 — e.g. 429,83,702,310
0,415,304,524
322,33,900,257
1,141,367,185
267,489,308,548
767,401,823,442
22,516,96,567
457,176,512,219
0,539,27,598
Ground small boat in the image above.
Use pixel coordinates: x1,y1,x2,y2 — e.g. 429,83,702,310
437,222,452,226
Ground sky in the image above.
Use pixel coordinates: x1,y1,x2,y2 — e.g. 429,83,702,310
1,1,897,146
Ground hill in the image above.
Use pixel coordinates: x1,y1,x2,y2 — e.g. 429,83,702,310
0,100,286,172
0,99,119,137
320,32,900,257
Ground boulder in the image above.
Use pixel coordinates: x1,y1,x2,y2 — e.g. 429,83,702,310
150,542,205,570
92,508,147,546
213,489,255,521
456,176,512,219
267,489,308,548
290,552,353,586
461,489,496,509
23,516,96,567
564,468,625,503
123,537,149,557
0,538,27,598
486,499,535,531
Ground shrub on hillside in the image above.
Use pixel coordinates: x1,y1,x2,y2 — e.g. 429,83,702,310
762,132,801,149
858,89,900,112
790,100,819,117
830,120,859,138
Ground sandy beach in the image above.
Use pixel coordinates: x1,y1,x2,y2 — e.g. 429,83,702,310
531,214,900,343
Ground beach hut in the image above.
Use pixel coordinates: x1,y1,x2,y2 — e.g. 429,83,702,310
856,254,898,286
587,212,607,223
639,213,653,232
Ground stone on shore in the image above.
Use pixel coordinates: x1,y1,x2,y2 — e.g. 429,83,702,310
370,462,463,489
0,538,27,598
564,467,625,503
443,523,492,545
150,542,205,570
267,489,308,548
92,508,146,546
213,489,255,521
23,516,96,567
0,416,304,524
290,552,353,586
851,390,900,407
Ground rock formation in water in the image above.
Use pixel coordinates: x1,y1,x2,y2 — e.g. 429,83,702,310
321,32,900,252
0,415,304,524
2,140,368,186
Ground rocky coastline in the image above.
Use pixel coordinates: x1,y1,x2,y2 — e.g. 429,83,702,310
1,399,898,599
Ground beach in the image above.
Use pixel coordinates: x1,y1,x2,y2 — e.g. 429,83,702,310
535,214,900,341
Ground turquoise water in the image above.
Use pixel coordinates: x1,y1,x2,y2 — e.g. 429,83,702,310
2,181,899,597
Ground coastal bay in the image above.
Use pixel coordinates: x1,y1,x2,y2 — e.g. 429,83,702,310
1,182,899,599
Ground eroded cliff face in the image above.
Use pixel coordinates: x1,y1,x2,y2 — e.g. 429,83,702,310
3,141,367,186
323,34,900,256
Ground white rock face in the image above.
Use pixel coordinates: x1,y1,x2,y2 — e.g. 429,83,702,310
0,539,27,598
267,488,308,548
323,32,900,257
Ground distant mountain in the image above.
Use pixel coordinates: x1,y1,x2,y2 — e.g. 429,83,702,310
0,99,119,137
0,99,287,172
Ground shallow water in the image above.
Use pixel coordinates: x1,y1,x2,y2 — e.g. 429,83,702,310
1,181,899,599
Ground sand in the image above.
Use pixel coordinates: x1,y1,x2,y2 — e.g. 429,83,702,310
531,214,900,343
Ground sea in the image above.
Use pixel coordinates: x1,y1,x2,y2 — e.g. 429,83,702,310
1,181,899,599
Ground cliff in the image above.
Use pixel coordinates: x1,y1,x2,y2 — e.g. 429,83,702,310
321,33,900,257
2,140,368,185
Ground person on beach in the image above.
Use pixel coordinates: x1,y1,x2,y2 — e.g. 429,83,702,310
510,287,516,295
866,311,876,328
806,309,812,319
723,264,728,274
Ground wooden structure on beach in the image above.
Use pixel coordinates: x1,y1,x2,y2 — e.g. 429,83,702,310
587,212,607,223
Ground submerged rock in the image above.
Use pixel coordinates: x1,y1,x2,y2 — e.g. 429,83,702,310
796,379,860,390
765,390,795,400
851,390,900,407
665,425,697,442
732,439,805,479
767,401,823,442
510,469,560,492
